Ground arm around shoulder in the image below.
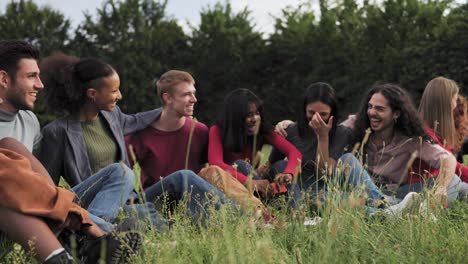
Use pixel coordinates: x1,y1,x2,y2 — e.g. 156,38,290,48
114,105,162,135
274,120,294,137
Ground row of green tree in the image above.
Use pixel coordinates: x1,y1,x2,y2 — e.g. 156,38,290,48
1,0,467,125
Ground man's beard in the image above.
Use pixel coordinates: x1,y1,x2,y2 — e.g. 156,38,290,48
7,91,33,111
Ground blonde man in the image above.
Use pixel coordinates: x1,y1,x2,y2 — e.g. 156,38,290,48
126,70,208,188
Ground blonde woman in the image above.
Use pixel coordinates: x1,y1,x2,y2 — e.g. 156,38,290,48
418,77,468,188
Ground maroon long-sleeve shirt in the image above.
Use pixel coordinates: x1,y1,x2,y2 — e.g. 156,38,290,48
126,118,208,189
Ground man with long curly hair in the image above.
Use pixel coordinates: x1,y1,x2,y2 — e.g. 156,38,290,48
343,83,461,205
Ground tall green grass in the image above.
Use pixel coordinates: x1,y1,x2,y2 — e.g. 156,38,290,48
5,198,465,264
132,196,467,263
2,145,467,264
130,141,468,264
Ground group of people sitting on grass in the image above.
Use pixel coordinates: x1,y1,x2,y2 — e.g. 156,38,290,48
0,39,467,263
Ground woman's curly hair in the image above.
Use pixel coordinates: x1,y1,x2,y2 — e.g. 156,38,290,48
453,95,468,153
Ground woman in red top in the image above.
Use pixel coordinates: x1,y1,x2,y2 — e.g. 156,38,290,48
417,77,468,192
208,88,302,197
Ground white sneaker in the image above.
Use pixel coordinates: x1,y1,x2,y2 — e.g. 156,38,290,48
303,216,322,226
383,192,420,218
382,194,399,205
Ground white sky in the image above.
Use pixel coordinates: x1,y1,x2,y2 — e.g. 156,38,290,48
0,0,464,34
0,0,307,34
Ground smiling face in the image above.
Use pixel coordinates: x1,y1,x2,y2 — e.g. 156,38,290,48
92,71,121,112
367,92,398,135
245,102,261,135
165,81,197,117
1,58,44,112
305,101,332,123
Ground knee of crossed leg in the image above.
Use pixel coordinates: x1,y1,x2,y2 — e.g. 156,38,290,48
106,163,136,191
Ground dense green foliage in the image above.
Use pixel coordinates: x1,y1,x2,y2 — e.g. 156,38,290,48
1,0,467,125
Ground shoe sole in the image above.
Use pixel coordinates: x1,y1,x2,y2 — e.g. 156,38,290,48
108,231,143,264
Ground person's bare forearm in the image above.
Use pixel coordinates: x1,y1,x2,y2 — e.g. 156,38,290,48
435,156,456,194
311,114,335,171
317,136,335,170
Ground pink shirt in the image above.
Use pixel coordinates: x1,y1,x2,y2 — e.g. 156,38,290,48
411,126,468,183
365,132,450,184
341,115,451,184
208,125,302,184
125,118,208,189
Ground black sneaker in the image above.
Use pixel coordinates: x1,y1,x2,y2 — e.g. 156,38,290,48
80,219,143,264
57,230,79,258
43,251,76,264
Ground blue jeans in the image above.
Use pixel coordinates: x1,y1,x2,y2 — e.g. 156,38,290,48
338,154,467,213
394,174,466,204
123,202,169,233
286,154,385,214
144,170,227,223
338,153,385,201
71,163,135,230
233,159,261,180
292,153,384,201
233,159,286,181
88,214,112,232
339,154,467,204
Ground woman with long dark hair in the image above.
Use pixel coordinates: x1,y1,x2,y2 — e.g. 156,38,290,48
270,83,346,194
208,88,302,197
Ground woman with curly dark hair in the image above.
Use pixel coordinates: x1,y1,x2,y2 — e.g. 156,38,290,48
453,95,468,156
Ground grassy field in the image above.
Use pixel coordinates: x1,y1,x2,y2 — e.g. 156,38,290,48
3,198,467,263
2,144,468,263
121,143,468,263
128,193,467,264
